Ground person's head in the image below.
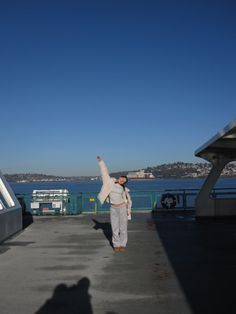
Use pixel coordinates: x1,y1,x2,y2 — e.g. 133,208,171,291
117,175,128,186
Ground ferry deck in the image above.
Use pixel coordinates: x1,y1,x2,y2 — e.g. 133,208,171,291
1,211,236,314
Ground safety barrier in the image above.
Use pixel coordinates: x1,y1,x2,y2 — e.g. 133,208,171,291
15,187,236,215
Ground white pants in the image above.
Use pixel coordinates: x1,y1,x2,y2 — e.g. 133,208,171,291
110,206,128,248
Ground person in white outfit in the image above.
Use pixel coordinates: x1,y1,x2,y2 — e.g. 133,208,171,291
96,156,132,252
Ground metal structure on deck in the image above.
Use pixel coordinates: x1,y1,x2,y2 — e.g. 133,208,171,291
31,189,69,215
0,171,22,242
195,118,236,217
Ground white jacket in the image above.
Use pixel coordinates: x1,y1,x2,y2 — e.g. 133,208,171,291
97,159,132,211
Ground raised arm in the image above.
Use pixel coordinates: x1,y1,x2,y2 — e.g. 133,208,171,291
96,156,111,183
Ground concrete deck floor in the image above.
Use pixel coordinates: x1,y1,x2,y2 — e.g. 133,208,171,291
0,212,236,314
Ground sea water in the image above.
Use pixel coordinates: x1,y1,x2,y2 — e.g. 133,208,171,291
9,177,236,195
8,177,236,212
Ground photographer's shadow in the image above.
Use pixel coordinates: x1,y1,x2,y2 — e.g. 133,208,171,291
35,277,93,314
92,218,113,248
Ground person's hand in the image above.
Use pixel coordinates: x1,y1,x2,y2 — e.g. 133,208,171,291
127,212,131,221
96,156,102,161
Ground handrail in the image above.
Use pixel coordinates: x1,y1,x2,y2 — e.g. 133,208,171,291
15,187,236,215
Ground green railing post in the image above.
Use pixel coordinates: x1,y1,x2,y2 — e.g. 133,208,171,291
183,191,187,210
94,201,97,214
151,191,157,210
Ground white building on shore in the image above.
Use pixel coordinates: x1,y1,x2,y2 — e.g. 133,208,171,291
127,169,155,179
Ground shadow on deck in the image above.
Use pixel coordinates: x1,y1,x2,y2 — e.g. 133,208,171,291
1,211,236,314
151,210,236,313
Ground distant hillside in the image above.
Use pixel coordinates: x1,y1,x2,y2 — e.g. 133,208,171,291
4,161,236,182
145,162,211,178
111,162,236,179
4,173,90,182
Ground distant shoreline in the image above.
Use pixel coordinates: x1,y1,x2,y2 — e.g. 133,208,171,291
4,161,236,183
7,175,236,184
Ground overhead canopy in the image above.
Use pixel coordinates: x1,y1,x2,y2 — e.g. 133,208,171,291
195,118,236,163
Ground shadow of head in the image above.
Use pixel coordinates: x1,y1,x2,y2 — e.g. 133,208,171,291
73,277,90,291
36,277,93,314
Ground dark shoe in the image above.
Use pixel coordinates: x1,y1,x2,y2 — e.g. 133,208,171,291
119,246,126,252
114,247,120,252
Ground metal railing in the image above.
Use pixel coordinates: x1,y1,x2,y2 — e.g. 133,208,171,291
16,187,236,215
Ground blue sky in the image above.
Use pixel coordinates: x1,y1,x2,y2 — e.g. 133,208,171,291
0,0,236,176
